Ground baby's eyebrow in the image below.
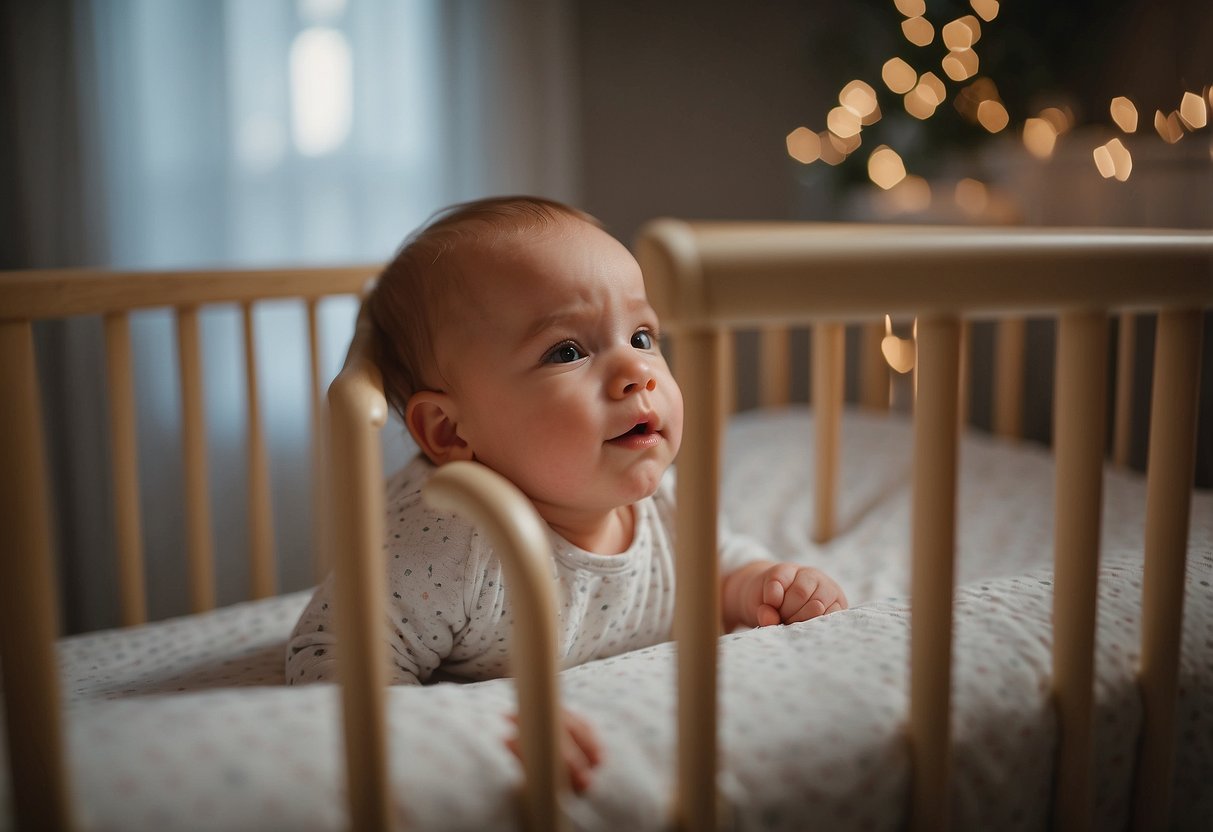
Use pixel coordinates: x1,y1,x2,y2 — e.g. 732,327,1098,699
521,307,593,344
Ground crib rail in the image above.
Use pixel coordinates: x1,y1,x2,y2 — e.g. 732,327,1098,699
0,265,372,831
635,221,1211,832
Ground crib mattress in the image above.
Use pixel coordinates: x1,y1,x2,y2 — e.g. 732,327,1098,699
4,408,1211,831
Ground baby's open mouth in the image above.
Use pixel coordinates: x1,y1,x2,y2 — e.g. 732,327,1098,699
611,422,653,441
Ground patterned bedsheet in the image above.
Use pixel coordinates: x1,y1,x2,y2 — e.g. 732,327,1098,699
4,407,1210,830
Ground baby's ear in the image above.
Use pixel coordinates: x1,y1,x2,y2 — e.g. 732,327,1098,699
405,392,474,465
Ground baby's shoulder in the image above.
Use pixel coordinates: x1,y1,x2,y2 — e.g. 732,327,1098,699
383,455,494,573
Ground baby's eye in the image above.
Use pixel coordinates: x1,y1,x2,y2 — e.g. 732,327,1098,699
631,330,654,350
544,342,585,364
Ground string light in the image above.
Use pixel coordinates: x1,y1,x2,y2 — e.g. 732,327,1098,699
1110,97,1138,133
784,5,1211,193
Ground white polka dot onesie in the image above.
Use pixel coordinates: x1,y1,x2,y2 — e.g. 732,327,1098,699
286,455,767,685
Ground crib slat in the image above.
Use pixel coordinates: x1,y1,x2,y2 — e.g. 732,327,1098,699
993,317,1025,439
176,306,217,613
104,312,148,626
671,327,724,832
327,317,393,832
1051,311,1109,832
909,316,961,832
812,322,844,543
860,321,890,410
759,325,791,407
1113,312,1136,468
308,297,331,581
957,320,971,431
0,320,75,831
1132,308,1203,831
719,328,737,415
242,302,277,599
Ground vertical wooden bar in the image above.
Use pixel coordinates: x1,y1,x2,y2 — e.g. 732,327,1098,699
993,317,1025,439
242,302,276,599
308,297,331,581
176,306,216,613
812,322,844,544
909,316,961,832
1051,311,1109,832
0,321,74,831
860,320,890,410
718,328,736,415
329,336,392,832
1113,312,1136,468
104,312,147,626
1132,308,1203,831
957,320,971,431
759,325,790,407
671,327,723,832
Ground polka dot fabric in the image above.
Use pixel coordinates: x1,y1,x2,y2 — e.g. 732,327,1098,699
1,408,1209,830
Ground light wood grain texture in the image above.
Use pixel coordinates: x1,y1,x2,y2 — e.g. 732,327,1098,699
0,321,74,831
243,302,277,599
308,297,331,582
104,312,147,626
1132,308,1203,831
909,317,961,832
993,317,1025,439
670,327,724,832
860,321,890,410
812,322,844,543
759,325,791,407
424,462,565,832
1051,311,1109,832
328,310,393,831
176,306,216,613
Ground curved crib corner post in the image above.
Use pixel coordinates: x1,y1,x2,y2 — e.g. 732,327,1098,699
326,315,393,832
0,320,75,831
423,462,565,832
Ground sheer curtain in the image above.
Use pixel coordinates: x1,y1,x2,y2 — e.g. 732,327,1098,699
39,0,578,630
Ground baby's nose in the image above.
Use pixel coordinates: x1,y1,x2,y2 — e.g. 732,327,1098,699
611,363,657,399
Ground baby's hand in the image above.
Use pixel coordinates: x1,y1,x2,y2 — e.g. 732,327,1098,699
505,707,602,794
725,562,848,629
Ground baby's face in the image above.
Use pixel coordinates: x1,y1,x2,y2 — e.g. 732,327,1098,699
437,218,683,517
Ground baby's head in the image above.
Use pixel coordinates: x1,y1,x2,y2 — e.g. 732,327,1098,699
367,196,683,518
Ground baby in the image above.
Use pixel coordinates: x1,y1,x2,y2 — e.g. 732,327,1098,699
286,195,847,791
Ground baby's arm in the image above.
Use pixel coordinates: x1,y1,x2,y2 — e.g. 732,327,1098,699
505,708,602,794
720,560,848,632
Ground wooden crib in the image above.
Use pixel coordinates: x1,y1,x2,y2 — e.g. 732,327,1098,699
1,225,1209,832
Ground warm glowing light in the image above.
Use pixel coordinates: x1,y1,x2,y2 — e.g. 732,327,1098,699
1092,145,1115,178
881,329,917,374
955,178,989,215
861,102,884,127
1179,91,1208,130
918,72,947,106
289,27,354,157
1154,110,1184,143
942,49,979,82
882,58,918,94
954,77,999,121
905,87,939,120
1022,118,1058,159
827,106,862,138
902,16,935,47
890,175,932,212
868,145,907,190
786,127,821,164
818,131,846,165
894,0,926,17
1105,138,1132,181
828,129,862,154
942,18,981,50
970,0,999,22
977,99,1009,132
1110,96,1138,133
1039,106,1074,134
840,80,879,119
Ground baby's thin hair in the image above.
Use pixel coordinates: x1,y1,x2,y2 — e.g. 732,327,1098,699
367,195,599,421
